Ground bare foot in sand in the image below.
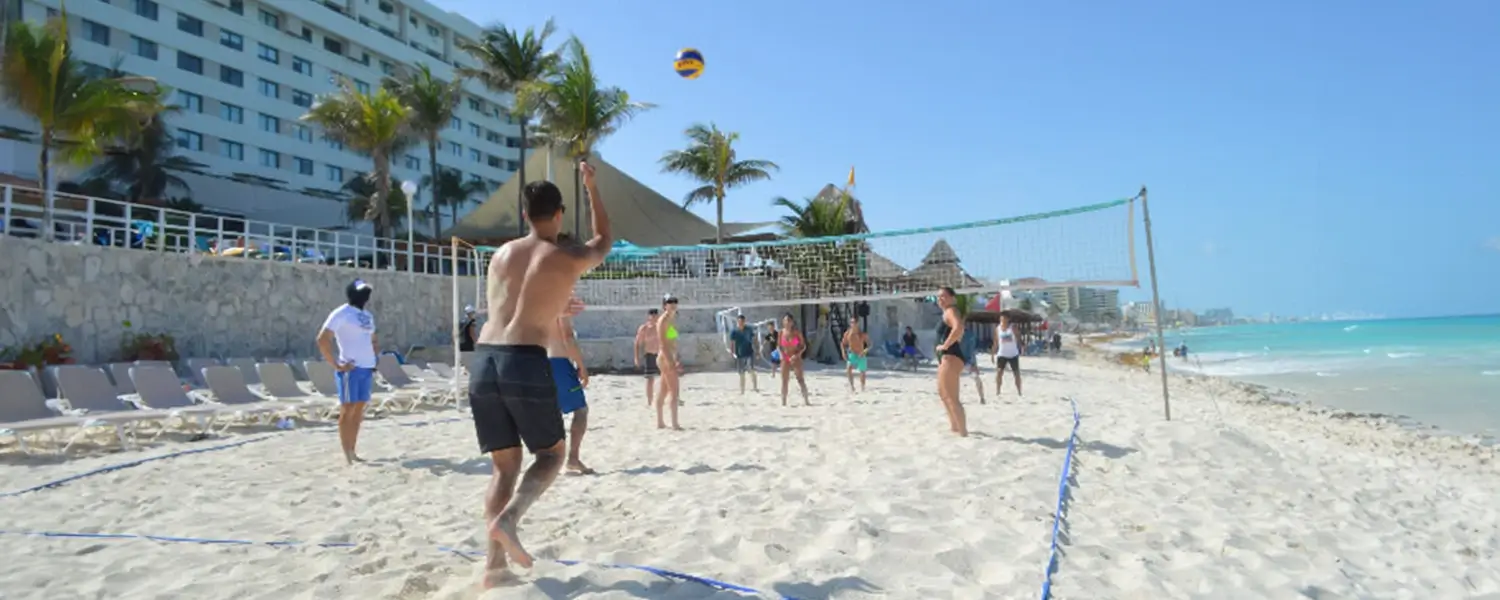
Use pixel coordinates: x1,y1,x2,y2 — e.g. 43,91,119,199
566,461,596,475
345,453,365,465
481,568,517,590
488,515,533,568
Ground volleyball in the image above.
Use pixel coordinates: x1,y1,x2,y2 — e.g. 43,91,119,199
674,48,704,79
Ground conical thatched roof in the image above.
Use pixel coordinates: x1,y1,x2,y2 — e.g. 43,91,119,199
908,238,981,289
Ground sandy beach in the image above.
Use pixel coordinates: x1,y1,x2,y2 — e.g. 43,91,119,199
2,355,1498,599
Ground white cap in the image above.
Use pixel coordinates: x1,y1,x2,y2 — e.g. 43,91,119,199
464,305,475,314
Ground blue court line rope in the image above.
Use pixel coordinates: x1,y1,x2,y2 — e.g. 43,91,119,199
0,529,794,598
1039,397,1081,600
0,435,276,498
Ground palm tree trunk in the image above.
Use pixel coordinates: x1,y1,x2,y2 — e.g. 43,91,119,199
715,192,725,244
38,132,53,241
572,161,582,238
428,140,441,240
516,119,527,237
375,155,391,239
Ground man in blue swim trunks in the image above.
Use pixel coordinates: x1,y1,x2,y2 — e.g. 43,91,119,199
317,279,378,465
548,307,594,475
726,314,759,394
842,319,870,392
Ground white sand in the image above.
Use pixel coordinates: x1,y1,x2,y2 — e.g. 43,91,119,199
1,357,1497,599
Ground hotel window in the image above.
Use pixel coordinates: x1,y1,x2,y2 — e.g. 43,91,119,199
221,103,243,124
131,36,157,60
327,165,344,182
293,56,312,76
355,80,370,95
291,90,313,108
258,78,279,99
380,61,394,76
468,98,482,111
132,0,157,20
258,44,280,64
404,155,420,170
293,124,313,142
323,38,344,56
426,25,439,37
219,66,243,87
469,149,481,164
228,0,243,15
220,30,243,51
221,140,244,160
295,157,314,175
258,149,280,168
176,51,203,75
470,124,482,138
259,9,279,29
175,129,202,151
325,137,344,151
487,155,501,169
448,141,461,157
177,13,203,37
83,20,109,45
449,117,461,131
259,113,280,134
176,90,202,113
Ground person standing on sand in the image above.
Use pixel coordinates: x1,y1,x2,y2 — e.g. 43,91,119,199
764,322,781,367
779,313,811,406
548,310,594,475
317,279,378,465
993,315,1023,397
460,305,478,352
728,313,759,394
901,326,920,369
655,296,683,429
933,287,969,436
842,319,870,392
467,160,610,585
634,309,660,407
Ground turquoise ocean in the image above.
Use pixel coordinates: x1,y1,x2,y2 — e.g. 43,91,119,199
1149,315,1500,438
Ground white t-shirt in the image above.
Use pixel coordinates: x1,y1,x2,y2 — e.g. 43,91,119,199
322,304,377,368
996,325,1020,358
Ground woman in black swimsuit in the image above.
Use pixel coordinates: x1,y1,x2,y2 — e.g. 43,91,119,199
933,286,968,436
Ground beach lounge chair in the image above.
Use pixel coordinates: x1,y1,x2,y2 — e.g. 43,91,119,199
54,366,181,447
376,354,445,408
0,370,128,453
256,363,338,419
128,365,228,434
427,362,456,380
304,361,401,414
106,363,138,396
200,366,300,423
183,358,220,387
225,358,262,385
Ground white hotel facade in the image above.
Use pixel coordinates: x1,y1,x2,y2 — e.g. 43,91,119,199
1,0,523,230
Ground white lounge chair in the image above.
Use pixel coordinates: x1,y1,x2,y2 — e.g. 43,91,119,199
54,366,181,447
128,365,229,434
182,358,220,387
256,363,338,419
304,361,401,414
225,358,262,385
200,366,299,423
0,370,125,453
376,354,446,408
427,362,456,380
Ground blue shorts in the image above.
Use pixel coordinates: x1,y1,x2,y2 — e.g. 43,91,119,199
549,358,587,415
335,368,375,404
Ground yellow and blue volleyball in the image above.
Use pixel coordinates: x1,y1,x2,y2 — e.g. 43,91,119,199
674,48,704,80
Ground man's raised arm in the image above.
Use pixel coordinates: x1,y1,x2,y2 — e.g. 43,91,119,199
570,159,613,268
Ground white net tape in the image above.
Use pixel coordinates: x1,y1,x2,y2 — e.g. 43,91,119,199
461,198,1137,313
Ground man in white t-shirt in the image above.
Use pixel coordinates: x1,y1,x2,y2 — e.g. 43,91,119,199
317,279,378,465
992,315,1023,397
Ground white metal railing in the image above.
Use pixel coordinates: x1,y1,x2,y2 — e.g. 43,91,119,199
0,183,483,276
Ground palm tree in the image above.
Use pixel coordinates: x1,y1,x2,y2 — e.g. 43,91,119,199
421,168,487,238
301,79,411,237
659,123,777,244
458,19,561,237
382,63,462,238
87,113,195,203
772,194,851,238
341,172,411,232
1,13,166,237
520,36,652,236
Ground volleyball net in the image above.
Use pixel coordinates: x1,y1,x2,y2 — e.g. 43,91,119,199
453,196,1138,316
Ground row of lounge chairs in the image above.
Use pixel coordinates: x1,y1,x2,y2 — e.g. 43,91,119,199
0,355,463,455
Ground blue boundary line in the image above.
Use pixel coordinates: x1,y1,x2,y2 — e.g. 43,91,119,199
1039,397,1081,600
0,435,276,498
0,529,794,598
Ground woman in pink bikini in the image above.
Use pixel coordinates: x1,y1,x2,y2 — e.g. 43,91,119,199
778,313,811,406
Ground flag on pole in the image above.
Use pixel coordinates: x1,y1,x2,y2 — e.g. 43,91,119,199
846,166,856,190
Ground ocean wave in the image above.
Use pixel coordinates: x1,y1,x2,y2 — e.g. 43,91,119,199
1316,372,1340,377
1483,370,1500,376
1386,352,1425,359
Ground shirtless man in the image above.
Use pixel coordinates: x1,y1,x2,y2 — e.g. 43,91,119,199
841,320,870,392
467,160,610,584
548,311,594,475
633,309,660,407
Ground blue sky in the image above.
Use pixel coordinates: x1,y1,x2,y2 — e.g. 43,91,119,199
434,0,1498,319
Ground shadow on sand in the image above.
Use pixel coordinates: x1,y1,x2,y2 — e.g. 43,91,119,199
618,463,767,476
993,435,1139,459
707,424,812,434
